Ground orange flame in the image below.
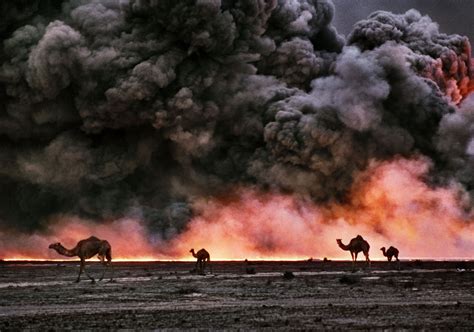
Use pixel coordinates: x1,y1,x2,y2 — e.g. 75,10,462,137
0,218,161,261
1,158,473,261
170,157,474,260
420,37,474,103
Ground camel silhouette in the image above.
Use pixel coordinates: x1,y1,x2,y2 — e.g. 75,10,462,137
190,248,211,274
49,236,113,283
380,246,399,262
336,235,371,269
381,246,400,270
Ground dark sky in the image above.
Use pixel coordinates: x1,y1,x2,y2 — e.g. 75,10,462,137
333,0,474,44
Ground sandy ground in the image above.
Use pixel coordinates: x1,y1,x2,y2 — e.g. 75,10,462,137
0,260,473,330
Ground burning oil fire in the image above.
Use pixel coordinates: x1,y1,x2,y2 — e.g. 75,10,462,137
171,157,474,260
1,2,474,265
1,158,473,261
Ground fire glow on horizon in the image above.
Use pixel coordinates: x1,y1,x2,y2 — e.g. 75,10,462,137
1,157,473,262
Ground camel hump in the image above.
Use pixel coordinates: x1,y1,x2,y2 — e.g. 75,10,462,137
356,235,364,240
76,236,101,247
198,248,210,258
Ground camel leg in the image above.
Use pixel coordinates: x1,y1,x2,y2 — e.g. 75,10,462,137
108,262,114,282
101,261,114,282
106,250,114,282
81,260,95,283
350,252,356,271
199,260,204,274
99,255,106,281
98,255,114,282
76,260,84,283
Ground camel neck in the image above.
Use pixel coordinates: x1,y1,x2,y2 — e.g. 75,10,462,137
337,241,350,251
55,245,77,257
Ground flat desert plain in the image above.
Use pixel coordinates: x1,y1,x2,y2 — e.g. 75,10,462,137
0,260,473,330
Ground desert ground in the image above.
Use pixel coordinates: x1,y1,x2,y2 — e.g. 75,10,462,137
0,260,473,330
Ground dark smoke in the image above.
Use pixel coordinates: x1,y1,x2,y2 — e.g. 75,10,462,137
332,0,474,48
0,0,472,237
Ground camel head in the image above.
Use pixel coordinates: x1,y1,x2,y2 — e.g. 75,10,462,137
336,239,342,243
189,248,195,254
48,242,61,250
380,247,385,251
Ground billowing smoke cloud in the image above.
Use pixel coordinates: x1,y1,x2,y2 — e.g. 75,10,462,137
348,9,473,103
332,0,474,47
0,0,473,257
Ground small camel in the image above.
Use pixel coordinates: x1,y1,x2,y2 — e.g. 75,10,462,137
190,248,211,274
336,235,371,269
381,246,400,270
380,246,399,262
49,236,113,283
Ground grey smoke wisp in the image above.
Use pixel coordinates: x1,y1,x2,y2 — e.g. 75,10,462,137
0,0,472,236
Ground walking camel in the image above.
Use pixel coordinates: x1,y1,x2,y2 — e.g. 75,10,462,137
189,248,211,274
336,235,371,269
49,236,113,283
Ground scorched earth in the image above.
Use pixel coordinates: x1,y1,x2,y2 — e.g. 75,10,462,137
0,260,473,330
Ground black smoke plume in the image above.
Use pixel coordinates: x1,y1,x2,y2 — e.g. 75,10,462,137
0,0,472,237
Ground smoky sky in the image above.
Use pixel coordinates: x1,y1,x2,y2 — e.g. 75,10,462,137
0,0,473,237
332,0,474,47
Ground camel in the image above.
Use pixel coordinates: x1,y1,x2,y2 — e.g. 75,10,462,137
380,246,399,262
49,236,113,283
336,235,371,269
190,248,211,274
381,246,400,270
